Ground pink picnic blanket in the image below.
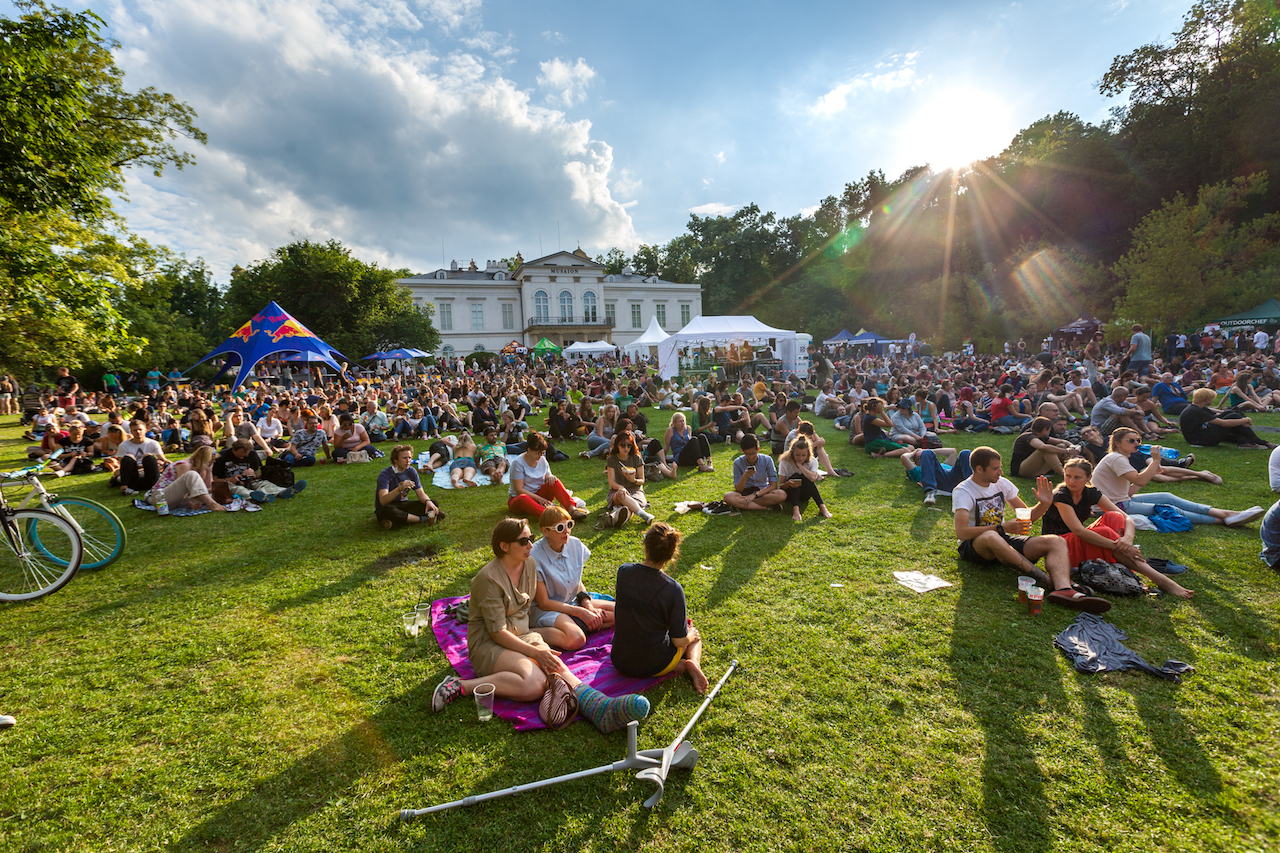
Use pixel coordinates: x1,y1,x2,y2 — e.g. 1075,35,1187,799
431,596,673,730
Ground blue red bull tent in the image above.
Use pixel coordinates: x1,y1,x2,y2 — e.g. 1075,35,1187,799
190,301,350,390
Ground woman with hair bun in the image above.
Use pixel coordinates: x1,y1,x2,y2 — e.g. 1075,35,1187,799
611,523,709,694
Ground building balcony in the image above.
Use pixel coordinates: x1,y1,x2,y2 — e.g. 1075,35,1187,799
525,316,615,331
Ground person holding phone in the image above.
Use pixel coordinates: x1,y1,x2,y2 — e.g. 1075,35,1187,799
722,434,787,512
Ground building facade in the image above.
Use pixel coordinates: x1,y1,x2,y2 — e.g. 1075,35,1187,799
395,249,702,358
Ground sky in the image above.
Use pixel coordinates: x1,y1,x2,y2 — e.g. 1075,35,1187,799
14,0,1192,281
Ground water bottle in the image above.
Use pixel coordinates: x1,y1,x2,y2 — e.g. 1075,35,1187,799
155,490,170,516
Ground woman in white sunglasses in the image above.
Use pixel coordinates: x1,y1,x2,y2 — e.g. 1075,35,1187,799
529,505,615,651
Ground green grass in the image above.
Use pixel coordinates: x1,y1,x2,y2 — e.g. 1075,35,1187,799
1,409,1278,853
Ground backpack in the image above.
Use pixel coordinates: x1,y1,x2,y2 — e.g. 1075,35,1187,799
261,455,295,488
1149,504,1194,532
1075,558,1146,596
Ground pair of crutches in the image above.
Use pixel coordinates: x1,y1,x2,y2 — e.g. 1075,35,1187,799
400,660,738,820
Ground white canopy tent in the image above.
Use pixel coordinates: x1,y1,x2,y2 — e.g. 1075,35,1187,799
624,316,671,358
656,315,797,380
562,340,618,359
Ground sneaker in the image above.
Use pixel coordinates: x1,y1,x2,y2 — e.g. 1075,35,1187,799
380,518,394,530
637,509,655,523
122,487,138,497
1047,587,1112,614
431,676,464,712
291,480,307,494
249,490,275,504
0,714,14,729
923,488,937,506
1178,453,1195,469
568,506,590,521
614,505,633,527
278,487,295,499
1225,506,1265,527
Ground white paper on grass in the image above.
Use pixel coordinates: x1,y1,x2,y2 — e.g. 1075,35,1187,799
893,571,954,594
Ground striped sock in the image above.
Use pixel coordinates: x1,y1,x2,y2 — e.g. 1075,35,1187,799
573,685,651,733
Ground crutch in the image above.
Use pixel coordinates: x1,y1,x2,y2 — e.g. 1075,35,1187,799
399,659,738,820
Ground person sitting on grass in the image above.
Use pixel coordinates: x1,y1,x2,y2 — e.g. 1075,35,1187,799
115,418,170,496
281,415,329,467
213,439,301,503
658,411,713,476
375,444,442,529
477,427,510,485
722,434,788,512
331,413,372,462
1009,417,1073,479
530,506,615,651
508,433,590,521
778,436,833,522
432,518,651,733
861,397,912,459
448,432,480,488
1090,428,1263,527
1038,458,1193,598
604,429,655,526
146,446,226,513
952,445,1111,613
1179,387,1275,449
47,422,96,476
611,522,709,694
772,399,803,454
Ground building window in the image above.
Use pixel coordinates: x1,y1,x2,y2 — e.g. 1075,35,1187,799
655,303,666,328
494,272,505,280
438,303,452,330
559,290,574,322
470,303,484,330
442,344,455,357
605,303,615,325
502,303,514,330
582,291,597,322
534,290,549,323
631,304,642,329
681,304,691,326
474,343,485,352
436,270,446,280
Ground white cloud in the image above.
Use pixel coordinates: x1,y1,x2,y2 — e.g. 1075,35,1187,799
612,168,641,198
689,202,737,216
701,178,713,188
537,56,596,107
542,30,566,43
97,0,635,279
799,204,820,217
714,150,725,164
808,53,921,117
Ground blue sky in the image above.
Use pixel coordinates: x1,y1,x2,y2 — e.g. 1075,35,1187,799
18,0,1191,279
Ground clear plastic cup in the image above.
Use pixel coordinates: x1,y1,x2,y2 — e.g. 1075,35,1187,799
1018,576,1035,604
1027,586,1044,616
402,612,418,638
474,683,496,722
415,603,432,628
1015,507,1032,534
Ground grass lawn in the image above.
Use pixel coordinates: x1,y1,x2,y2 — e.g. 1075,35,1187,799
1,407,1278,853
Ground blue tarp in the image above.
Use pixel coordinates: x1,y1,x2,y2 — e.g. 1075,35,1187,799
189,301,350,390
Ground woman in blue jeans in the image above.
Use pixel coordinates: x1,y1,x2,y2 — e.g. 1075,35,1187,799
1091,428,1263,527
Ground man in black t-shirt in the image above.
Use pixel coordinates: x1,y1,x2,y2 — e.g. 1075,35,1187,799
54,367,79,408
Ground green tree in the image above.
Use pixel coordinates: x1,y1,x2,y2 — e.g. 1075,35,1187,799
594,247,628,274
224,239,439,360
1113,173,1280,332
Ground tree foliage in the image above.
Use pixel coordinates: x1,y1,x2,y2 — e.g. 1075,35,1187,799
223,239,439,361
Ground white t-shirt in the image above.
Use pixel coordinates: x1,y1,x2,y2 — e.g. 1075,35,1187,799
778,455,819,480
951,476,1020,536
1092,452,1137,505
509,453,552,497
115,437,162,462
1269,445,1280,493
814,390,833,414
1255,330,1270,350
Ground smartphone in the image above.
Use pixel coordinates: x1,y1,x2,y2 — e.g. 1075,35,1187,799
747,464,756,471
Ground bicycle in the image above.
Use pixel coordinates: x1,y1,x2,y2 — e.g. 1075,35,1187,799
0,454,126,571
0,486,83,602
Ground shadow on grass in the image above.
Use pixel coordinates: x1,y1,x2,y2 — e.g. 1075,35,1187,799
267,541,443,613
675,512,798,610
948,562,1064,853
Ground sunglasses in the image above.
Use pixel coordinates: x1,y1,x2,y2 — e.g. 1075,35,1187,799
543,520,575,533
514,535,538,546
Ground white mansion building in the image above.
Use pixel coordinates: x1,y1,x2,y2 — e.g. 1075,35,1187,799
395,249,702,358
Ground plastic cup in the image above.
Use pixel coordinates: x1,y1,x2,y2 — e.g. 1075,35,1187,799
414,603,432,628
1027,586,1044,616
1018,576,1035,604
1015,507,1032,534
402,612,418,638
474,683,496,722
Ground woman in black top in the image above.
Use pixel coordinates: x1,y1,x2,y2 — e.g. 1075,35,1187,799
1039,459,1192,598
1178,387,1272,449
611,523,709,694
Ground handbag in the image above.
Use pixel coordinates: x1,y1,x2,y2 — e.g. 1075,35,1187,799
538,671,579,729
346,449,371,464
261,456,295,488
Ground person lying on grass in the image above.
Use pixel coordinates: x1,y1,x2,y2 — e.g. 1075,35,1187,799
432,518,650,733
530,506,615,651
952,445,1112,613
611,522,709,695
722,434,788,512
1038,458,1193,599
376,444,443,529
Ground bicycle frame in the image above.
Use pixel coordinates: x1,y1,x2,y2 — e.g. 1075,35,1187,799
0,463,86,538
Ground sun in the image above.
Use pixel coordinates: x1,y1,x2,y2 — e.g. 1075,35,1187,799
899,88,1017,172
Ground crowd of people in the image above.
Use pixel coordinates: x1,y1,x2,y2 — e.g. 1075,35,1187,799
7,318,1280,730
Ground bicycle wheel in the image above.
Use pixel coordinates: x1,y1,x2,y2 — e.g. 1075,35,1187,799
0,509,83,602
47,496,126,570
